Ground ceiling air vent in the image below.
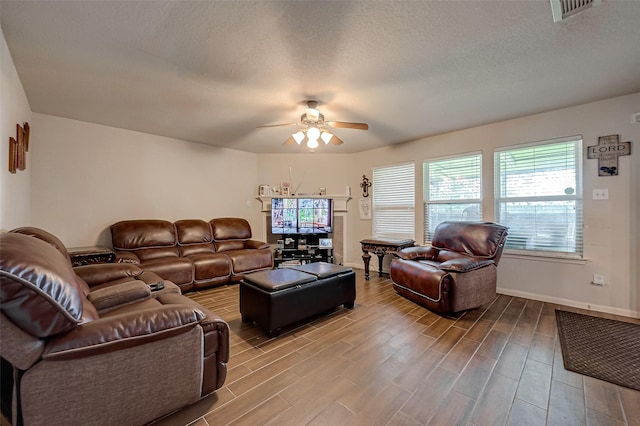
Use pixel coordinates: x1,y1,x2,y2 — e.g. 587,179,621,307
551,0,601,23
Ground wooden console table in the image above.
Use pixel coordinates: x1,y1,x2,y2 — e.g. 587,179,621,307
360,238,415,280
68,246,115,267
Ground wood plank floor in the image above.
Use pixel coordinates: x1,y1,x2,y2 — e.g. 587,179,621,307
152,269,640,426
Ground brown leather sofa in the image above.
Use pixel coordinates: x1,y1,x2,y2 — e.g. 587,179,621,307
0,228,230,426
390,221,509,314
111,217,273,292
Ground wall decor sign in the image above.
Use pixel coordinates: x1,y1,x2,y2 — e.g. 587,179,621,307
587,134,631,176
8,122,30,173
359,197,371,220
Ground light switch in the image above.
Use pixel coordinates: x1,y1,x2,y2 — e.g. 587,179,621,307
592,189,608,200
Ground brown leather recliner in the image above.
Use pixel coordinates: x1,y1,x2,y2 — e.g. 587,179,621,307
390,221,508,314
1,229,230,426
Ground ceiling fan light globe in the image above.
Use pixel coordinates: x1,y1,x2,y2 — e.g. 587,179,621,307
307,126,320,141
321,131,333,144
307,138,319,149
292,131,305,144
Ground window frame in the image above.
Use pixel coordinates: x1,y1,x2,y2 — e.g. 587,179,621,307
494,136,583,258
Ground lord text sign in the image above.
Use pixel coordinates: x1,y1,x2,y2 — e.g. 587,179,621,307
587,134,631,176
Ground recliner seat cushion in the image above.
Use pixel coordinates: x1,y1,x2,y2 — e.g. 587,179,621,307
140,257,194,286
225,249,273,274
187,253,230,282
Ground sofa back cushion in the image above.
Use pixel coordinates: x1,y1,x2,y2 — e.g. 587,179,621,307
175,219,215,256
111,220,179,261
0,233,85,337
432,221,509,259
210,218,252,252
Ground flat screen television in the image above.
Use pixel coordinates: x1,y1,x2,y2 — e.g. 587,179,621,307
271,198,332,234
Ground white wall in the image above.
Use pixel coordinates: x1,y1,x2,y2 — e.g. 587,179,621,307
0,30,32,230
30,114,260,247
259,94,639,317
256,154,353,198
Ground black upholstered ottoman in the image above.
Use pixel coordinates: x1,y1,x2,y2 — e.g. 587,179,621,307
240,262,356,337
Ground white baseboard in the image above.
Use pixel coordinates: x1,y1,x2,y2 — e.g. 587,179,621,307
497,287,640,319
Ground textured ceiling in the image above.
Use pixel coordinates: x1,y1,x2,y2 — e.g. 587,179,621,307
2,1,639,153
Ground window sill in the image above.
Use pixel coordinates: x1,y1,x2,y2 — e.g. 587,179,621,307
502,250,588,265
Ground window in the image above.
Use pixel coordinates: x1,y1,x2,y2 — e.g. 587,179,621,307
372,162,415,240
423,153,482,242
495,137,583,256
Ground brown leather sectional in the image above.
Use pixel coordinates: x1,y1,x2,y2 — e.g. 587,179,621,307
111,217,273,292
1,227,230,426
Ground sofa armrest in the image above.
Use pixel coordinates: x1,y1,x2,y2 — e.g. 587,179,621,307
245,239,269,250
396,246,438,261
74,262,142,286
439,257,495,272
114,250,140,264
43,305,206,360
87,280,151,312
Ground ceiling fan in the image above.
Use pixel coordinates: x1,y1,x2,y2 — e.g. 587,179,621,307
258,101,369,149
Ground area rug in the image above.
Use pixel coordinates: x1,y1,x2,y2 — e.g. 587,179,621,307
555,310,640,391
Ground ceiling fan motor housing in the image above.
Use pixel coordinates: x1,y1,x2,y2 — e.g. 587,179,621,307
301,113,325,127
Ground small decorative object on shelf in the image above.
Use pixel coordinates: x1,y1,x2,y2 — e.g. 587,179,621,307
360,175,371,197
318,187,326,195
319,238,332,248
280,181,291,195
258,184,270,196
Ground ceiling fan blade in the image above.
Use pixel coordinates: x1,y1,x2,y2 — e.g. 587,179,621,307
257,123,298,128
329,134,344,145
282,136,296,146
326,121,369,130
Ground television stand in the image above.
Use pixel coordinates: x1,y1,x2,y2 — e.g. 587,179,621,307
273,234,334,268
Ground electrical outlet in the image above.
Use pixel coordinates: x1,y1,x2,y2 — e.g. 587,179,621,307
591,274,606,286
592,189,609,200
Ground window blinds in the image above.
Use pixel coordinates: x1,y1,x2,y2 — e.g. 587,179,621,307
372,162,415,240
423,153,482,242
495,137,583,256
